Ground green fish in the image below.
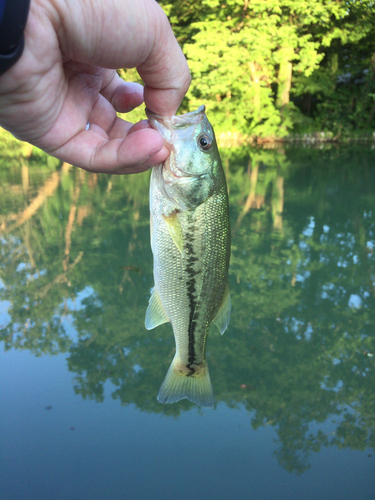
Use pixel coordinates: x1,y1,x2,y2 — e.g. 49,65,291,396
145,105,231,409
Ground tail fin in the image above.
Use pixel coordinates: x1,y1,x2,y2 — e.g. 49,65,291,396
157,358,214,409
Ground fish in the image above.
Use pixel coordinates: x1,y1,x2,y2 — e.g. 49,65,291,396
145,105,231,409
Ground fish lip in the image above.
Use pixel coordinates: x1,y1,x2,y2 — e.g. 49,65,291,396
165,171,209,183
145,109,171,130
146,105,206,133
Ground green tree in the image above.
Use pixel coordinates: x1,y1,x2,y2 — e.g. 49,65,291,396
160,0,375,139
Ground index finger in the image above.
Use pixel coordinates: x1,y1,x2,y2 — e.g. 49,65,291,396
136,6,191,116
56,0,191,116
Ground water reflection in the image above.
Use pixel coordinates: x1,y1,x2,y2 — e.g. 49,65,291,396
1,145,375,474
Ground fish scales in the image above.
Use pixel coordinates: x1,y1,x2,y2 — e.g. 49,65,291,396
145,105,231,408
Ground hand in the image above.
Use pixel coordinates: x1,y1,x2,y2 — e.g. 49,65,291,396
0,0,191,174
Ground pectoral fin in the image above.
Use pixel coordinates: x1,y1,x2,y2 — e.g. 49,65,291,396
162,212,184,256
213,283,231,335
145,287,169,330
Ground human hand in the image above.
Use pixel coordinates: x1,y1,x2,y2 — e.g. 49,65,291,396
0,0,190,174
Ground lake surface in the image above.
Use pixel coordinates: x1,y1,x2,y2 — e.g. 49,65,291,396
1,144,375,499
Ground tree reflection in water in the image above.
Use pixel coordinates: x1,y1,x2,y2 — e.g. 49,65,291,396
1,144,374,474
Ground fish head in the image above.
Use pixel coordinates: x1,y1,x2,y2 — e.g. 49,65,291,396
147,106,221,212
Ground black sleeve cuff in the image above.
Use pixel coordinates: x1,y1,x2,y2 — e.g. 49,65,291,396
0,34,25,76
0,0,30,77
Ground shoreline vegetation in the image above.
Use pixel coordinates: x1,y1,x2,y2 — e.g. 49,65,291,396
2,127,375,158
161,0,375,144
1,1,375,154
217,130,375,148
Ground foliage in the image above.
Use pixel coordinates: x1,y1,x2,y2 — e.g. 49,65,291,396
156,0,375,139
1,2,374,149
0,128,36,160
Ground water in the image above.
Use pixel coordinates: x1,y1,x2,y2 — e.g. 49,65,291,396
1,145,374,499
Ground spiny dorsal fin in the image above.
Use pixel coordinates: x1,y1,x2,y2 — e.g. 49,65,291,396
145,287,169,330
212,283,231,335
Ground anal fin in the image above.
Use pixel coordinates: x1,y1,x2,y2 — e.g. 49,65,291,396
212,283,231,335
145,287,169,330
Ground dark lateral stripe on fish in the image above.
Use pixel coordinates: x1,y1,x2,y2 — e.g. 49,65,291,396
184,220,201,375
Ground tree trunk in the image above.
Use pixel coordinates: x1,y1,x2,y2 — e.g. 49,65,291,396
276,48,293,108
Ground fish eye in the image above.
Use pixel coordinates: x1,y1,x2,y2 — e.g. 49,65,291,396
198,134,213,151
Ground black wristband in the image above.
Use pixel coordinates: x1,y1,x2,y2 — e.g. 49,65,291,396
0,0,30,76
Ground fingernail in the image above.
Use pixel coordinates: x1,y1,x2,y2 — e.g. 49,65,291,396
148,146,163,158
149,145,170,158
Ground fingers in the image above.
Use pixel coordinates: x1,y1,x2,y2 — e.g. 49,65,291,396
25,63,166,174
111,81,144,113
0,0,189,174
55,0,191,116
137,6,191,116
100,72,145,113
50,125,169,174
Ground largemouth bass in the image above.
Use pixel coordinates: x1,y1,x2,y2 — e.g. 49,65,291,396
145,105,231,409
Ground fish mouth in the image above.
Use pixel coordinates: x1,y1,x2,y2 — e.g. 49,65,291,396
166,171,208,183
146,106,206,139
